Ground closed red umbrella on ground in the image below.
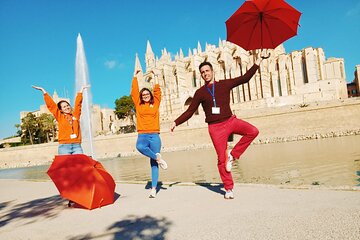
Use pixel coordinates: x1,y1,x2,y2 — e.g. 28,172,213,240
47,154,116,210
226,0,301,50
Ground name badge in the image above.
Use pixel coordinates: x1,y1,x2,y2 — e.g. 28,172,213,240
70,134,77,139
212,107,220,114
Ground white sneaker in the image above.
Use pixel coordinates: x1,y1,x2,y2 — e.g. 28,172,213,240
224,190,234,199
226,151,234,172
149,188,157,198
156,153,168,170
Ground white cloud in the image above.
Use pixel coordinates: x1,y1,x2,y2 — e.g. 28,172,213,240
118,62,125,69
346,2,360,17
104,60,117,69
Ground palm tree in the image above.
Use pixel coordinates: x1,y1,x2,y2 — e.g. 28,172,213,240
21,113,37,144
38,113,56,143
14,123,21,137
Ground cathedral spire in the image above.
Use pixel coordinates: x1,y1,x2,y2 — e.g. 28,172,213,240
145,40,155,70
134,53,143,74
146,40,154,55
179,48,184,58
53,91,59,101
188,48,193,57
163,48,168,55
197,41,202,53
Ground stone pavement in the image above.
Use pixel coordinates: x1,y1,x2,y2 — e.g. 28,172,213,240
0,180,359,240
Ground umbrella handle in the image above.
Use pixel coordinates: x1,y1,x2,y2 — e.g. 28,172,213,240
99,198,104,208
261,52,271,59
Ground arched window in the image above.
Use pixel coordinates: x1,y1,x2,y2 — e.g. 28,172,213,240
173,68,179,97
192,71,197,88
286,65,291,95
301,55,309,84
145,76,152,83
270,72,274,97
277,62,282,96
184,97,198,115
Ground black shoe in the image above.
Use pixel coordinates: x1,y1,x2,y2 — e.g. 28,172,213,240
67,200,74,207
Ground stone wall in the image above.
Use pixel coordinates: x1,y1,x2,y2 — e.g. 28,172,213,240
1,98,360,169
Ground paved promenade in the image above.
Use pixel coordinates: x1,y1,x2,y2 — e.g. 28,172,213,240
0,180,359,240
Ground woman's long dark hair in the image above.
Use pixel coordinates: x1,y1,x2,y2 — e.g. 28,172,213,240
57,100,71,111
139,88,154,105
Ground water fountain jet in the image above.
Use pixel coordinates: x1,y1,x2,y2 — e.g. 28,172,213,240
75,33,94,157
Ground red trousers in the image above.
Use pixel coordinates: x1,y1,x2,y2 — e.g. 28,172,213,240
208,115,259,190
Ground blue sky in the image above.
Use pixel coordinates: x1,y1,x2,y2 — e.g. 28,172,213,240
0,0,359,139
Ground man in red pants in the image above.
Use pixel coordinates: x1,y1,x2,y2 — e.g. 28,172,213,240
171,52,267,199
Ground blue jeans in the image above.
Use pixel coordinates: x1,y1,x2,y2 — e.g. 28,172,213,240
58,143,83,155
136,133,161,188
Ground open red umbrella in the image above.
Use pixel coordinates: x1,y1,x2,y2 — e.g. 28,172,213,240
47,154,116,210
226,0,301,50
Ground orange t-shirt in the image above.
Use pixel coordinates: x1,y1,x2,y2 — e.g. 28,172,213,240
44,92,83,144
131,77,161,133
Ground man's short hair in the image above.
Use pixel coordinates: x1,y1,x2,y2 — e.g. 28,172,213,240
199,61,213,72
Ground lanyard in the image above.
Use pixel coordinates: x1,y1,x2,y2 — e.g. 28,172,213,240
64,114,75,133
206,82,216,107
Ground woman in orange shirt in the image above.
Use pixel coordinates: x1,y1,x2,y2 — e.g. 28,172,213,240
131,70,167,198
32,85,90,155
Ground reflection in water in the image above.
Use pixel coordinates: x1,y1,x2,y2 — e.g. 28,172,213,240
0,135,359,187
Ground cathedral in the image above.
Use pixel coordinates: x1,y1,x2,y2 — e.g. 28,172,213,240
20,40,349,138
134,40,348,127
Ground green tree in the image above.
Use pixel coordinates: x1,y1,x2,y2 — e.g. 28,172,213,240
21,113,37,144
38,113,56,143
114,95,135,124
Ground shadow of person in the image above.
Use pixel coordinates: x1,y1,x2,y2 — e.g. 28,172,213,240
195,182,225,195
0,200,13,211
69,215,172,240
168,182,181,187
145,181,167,193
0,195,65,228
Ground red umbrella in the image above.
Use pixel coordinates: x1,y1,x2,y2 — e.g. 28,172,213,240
226,0,301,50
47,154,116,210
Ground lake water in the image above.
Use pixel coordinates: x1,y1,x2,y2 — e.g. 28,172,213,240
1,135,359,187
